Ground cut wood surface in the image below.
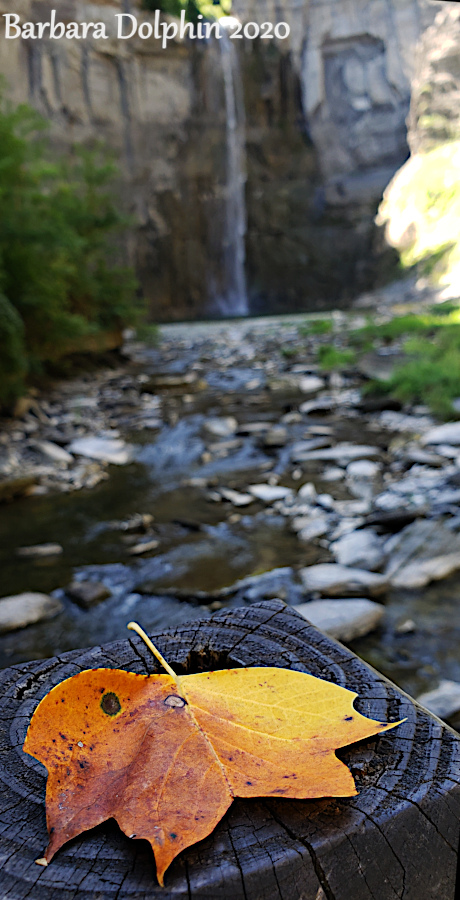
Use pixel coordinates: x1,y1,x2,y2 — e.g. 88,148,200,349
0,600,459,900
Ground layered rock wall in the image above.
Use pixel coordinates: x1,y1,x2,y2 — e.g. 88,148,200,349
0,0,437,318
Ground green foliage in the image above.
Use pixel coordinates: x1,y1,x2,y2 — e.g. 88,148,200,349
317,345,356,370
384,326,460,418
142,0,231,21
354,307,460,417
378,141,460,286
0,100,138,407
298,318,333,337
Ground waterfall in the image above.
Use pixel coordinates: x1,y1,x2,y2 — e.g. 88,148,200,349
215,30,249,318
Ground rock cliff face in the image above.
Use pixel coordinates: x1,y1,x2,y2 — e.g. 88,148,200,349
408,5,460,152
0,0,436,319
378,6,460,292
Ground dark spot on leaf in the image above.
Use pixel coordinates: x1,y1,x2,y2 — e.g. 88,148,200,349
101,692,122,716
59,733,67,740
170,833,177,840
164,695,186,708
246,781,252,785
345,716,353,721
79,760,88,769
61,698,65,703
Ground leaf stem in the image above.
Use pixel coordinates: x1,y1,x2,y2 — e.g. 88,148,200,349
127,622,182,687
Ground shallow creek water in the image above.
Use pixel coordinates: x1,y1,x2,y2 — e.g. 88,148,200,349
1,318,459,710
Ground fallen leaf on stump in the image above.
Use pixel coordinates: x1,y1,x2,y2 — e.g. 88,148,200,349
23,623,403,885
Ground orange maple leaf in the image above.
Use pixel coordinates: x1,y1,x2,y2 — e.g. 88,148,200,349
23,623,403,885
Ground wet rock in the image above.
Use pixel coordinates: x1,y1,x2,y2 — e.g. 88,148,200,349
203,417,238,439
330,529,386,571
114,513,154,533
347,459,381,479
237,422,272,435
299,397,335,416
294,598,384,641
291,438,332,459
33,440,74,465
143,372,203,391
263,426,288,447
422,422,460,446
322,467,345,482
219,488,254,507
365,507,424,533
403,447,446,468
296,517,330,542
292,443,381,464
68,436,134,466
0,592,63,633
385,519,460,588
129,539,160,556
298,375,325,394
248,484,293,503
66,581,112,609
16,543,63,558
300,563,388,597
416,680,460,720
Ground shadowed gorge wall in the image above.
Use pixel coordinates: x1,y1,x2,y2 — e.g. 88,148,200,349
0,0,436,319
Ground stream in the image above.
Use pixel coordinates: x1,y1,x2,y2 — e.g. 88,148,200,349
1,316,460,724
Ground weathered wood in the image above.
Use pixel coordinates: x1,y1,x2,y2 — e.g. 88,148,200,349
0,599,459,900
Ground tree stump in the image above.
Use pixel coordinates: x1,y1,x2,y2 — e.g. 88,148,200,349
0,599,459,900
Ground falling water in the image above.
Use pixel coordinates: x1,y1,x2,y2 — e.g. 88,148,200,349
216,30,249,317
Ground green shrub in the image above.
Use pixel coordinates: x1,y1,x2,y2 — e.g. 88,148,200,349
0,100,138,407
298,318,333,337
317,345,356,370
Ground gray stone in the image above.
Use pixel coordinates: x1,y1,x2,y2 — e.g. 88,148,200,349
203,417,238,439
237,422,272,435
263,426,288,447
292,443,381,464
294,598,384,642
219,488,254,507
0,592,63,633
298,375,325,394
129,539,160,556
297,517,330,542
416,680,460,721
34,441,74,465
16,543,63,558
385,519,460,588
347,459,381,479
68,436,134,466
66,582,112,609
300,563,388,597
248,484,293,503
330,529,386,571
422,422,460,446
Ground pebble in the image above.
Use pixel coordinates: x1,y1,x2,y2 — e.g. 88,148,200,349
422,422,460,446
248,484,293,503
203,417,238,439
292,443,381,464
0,592,63,633
300,563,388,597
294,598,384,642
68,436,134,466
416,680,460,720
66,581,112,609
220,488,254,507
330,529,386,571
129,539,160,556
34,441,74,465
16,543,63,558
